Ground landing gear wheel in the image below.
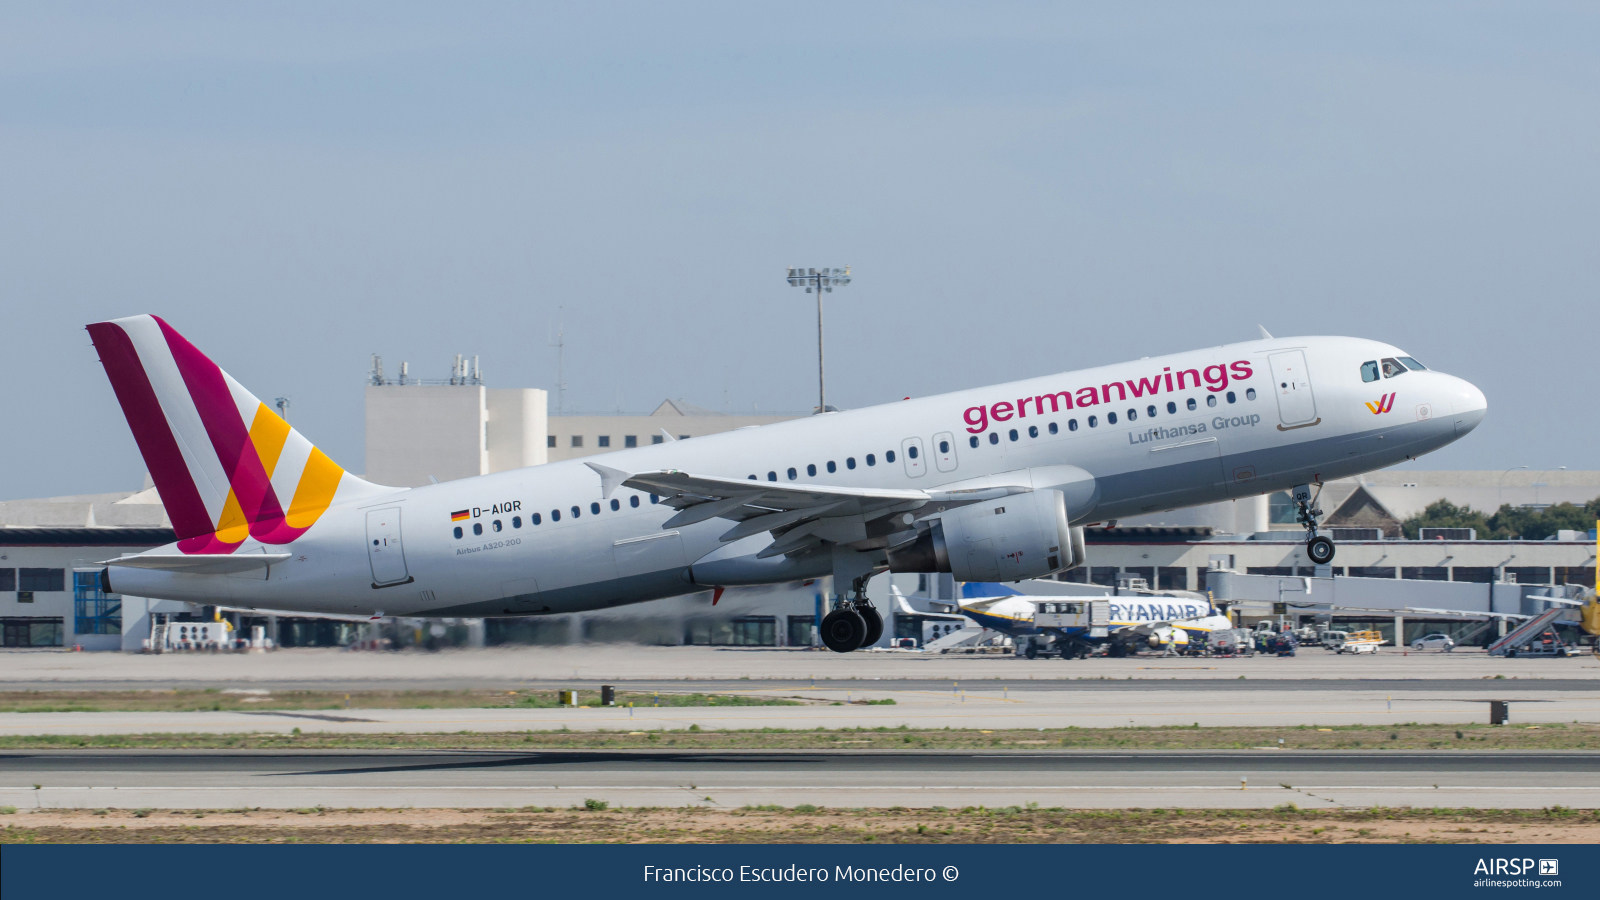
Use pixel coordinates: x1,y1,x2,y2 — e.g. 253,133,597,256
857,605,884,648
1307,535,1336,565
1025,641,1038,660
1059,643,1075,660
820,609,868,653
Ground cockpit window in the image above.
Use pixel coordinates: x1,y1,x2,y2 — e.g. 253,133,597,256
1360,360,1380,383
1380,357,1407,378
1398,356,1427,371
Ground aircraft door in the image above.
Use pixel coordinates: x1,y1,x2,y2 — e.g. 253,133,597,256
932,432,959,473
1268,350,1318,427
901,437,926,478
365,507,411,586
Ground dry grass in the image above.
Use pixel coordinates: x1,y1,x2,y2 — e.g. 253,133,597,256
1,721,1595,752
0,689,797,714
4,805,1597,844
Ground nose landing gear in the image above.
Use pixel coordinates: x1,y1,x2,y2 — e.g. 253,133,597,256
819,576,882,653
1292,483,1337,565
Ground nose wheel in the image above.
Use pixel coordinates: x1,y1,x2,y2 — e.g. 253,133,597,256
1293,483,1336,565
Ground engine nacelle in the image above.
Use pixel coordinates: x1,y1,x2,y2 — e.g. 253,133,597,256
888,488,1080,582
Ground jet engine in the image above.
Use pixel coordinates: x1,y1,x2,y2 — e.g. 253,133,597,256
887,488,1082,583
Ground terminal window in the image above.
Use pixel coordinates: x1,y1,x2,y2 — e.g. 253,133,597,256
0,568,12,591
597,436,610,448
547,435,556,448
570,435,583,448
624,435,637,448
2,617,63,647
18,568,63,592
652,435,664,444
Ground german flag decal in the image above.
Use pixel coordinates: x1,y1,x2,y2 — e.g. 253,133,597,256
450,510,470,522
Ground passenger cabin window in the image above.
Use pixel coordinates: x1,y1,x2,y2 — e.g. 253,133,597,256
492,520,502,532
988,433,999,444
969,436,979,448
1048,422,1058,435
807,464,817,477
1147,405,1156,417
768,471,777,481
610,499,620,511
827,461,837,473
1107,412,1118,424
1399,356,1427,371
630,496,639,508
1126,409,1136,421
1206,395,1217,408
846,457,856,469
866,454,876,466
1008,429,1018,441
1026,426,1037,439
1087,415,1097,428
453,526,463,539
591,502,601,515
907,445,918,458
572,505,581,518
473,523,483,535
1068,419,1078,431
1166,402,1176,414
512,516,521,528
886,450,896,463
787,467,797,480
1246,388,1256,400
551,509,560,521
1226,391,1236,403
1186,397,1197,411
1360,360,1380,382
1380,357,1406,378
939,439,950,453
532,513,542,524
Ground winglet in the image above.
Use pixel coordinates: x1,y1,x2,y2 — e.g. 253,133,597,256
1257,324,1274,339
584,462,631,499
658,428,677,443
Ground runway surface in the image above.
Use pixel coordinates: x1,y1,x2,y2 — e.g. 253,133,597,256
4,749,1596,810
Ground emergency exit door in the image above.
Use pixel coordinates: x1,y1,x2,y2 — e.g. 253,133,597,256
365,507,411,586
1268,350,1319,427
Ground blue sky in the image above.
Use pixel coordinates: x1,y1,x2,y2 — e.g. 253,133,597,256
1,2,1595,499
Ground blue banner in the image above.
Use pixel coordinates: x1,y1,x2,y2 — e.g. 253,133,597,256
3,844,1595,899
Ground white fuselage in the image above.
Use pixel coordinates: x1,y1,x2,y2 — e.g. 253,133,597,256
108,335,1486,617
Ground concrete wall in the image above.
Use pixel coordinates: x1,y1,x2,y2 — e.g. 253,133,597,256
486,388,549,473
365,385,486,487
544,413,798,463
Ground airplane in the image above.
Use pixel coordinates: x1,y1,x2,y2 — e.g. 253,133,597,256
955,583,1234,658
88,315,1486,653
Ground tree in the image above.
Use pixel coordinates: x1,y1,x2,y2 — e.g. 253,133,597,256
1404,496,1600,541
1402,500,1492,540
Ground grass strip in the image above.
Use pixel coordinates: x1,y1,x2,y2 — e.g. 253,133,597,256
5,805,1597,845
0,689,798,714
1,721,1596,751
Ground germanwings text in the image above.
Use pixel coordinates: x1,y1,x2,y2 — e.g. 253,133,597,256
963,360,1254,434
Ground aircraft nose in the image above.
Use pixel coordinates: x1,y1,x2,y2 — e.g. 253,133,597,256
1448,376,1487,436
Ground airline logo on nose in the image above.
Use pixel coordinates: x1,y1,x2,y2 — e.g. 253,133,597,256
1365,393,1396,415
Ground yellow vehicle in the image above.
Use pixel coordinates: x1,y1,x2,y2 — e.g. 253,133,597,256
1335,629,1385,654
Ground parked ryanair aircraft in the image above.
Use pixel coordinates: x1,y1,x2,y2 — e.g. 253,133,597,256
956,583,1233,658
88,315,1485,653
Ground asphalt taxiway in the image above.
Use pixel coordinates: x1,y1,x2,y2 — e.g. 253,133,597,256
4,749,1596,811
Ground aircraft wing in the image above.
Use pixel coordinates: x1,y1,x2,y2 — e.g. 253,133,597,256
587,463,1026,558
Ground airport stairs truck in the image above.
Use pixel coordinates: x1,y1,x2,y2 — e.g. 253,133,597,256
1488,607,1582,658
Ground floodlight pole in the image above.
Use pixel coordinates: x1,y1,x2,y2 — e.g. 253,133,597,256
816,288,826,415
786,266,851,414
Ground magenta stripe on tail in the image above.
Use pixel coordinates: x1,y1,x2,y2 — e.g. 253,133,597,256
153,317,286,527
86,322,215,541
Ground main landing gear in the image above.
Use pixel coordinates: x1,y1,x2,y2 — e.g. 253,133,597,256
1292,483,1336,565
820,577,882,653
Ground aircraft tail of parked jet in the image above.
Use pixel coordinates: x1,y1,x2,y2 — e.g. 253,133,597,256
86,315,389,555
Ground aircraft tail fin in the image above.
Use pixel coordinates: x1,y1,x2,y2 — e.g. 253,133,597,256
86,315,385,553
